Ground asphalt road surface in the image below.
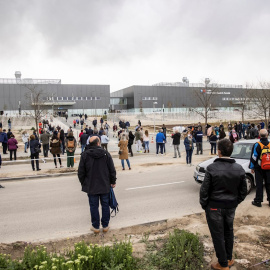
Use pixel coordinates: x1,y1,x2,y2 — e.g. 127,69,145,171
0,164,204,243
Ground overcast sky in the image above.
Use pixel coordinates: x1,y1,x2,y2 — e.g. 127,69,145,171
0,0,270,92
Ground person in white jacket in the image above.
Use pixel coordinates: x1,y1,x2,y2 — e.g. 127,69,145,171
143,130,150,153
22,131,29,153
101,131,110,151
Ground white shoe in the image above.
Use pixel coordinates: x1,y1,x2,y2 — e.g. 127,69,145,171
90,226,100,234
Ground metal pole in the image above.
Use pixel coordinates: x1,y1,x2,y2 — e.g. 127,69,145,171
154,103,156,134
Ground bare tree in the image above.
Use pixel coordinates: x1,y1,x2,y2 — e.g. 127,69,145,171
229,84,253,122
190,79,219,126
23,84,48,137
248,82,270,124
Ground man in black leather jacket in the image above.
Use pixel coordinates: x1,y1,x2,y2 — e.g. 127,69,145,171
200,139,247,270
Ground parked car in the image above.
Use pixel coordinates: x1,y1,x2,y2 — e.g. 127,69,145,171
194,139,258,194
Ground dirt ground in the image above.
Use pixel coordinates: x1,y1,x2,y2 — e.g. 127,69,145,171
0,199,269,269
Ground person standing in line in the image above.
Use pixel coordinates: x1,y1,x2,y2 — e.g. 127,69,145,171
195,127,203,155
100,117,104,128
135,128,143,153
7,129,12,140
184,132,196,166
249,129,270,207
101,131,109,151
156,129,166,155
0,129,8,155
93,118,97,128
80,130,89,153
8,118,11,129
40,130,51,158
128,131,135,157
50,133,63,168
22,130,30,153
200,139,247,270
65,132,77,168
162,124,167,154
29,134,41,171
118,134,131,170
219,127,226,140
209,130,218,155
171,129,181,158
143,130,150,153
229,129,239,144
59,129,66,155
78,136,116,234
7,134,18,161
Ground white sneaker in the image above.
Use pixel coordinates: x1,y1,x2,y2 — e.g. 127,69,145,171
90,226,100,234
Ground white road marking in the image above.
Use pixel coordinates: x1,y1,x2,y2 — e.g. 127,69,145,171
126,181,185,190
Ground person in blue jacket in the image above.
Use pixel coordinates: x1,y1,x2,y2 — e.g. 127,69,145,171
184,132,196,166
156,129,166,155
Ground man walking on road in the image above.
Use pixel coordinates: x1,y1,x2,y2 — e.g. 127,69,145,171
200,139,247,270
249,129,270,207
78,136,116,234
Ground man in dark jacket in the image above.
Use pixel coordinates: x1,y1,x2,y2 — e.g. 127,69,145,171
249,129,270,207
78,136,116,234
171,130,181,158
0,129,8,154
195,127,203,155
80,130,89,153
200,139,247,270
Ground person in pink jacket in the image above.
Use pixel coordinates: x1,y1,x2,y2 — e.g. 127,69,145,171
7,134,18,161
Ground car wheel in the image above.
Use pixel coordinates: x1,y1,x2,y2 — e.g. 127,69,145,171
245,175,254,195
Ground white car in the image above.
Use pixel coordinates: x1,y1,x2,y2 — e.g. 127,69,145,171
194,139,258,194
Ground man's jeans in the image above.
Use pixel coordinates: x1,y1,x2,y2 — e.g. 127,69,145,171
43,144,49,157
81,144,86,153
173,144,181,157
196,142,203,154
88,193,110,229
254,169,270,203
205,207,236,268
156,142,163,154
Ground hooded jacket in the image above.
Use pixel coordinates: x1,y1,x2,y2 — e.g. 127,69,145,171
78,146,116,195
50,139,62,155
7,138,18,150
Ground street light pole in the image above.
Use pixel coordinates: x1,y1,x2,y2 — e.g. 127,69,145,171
153,102,158,134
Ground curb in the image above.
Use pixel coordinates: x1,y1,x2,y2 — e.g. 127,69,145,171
0,172,77,182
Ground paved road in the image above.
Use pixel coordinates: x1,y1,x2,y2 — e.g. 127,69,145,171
0,163,204,243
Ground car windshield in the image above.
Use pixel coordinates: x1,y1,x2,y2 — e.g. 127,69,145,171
230,143,253,159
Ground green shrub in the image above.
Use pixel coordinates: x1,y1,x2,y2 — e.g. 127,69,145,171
0,241,138,270
143,229,204,270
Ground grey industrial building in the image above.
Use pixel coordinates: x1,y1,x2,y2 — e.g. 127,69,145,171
110,80,250,113
0,72,110,116
0,73,252,116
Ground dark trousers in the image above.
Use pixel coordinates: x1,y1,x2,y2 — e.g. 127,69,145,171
2,143,7,154
43,144,49,157
196,142,203,154
101,144,108,151
128,144,133,156
9,150,17,160
254,169,270,202
156,142,164,154
53,154,61,166
186,149,193,164
87,193,110,229
211,143,217,154
206,207,236,268
31,152,40,170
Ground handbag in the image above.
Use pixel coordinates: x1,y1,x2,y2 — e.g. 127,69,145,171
35,147,41,153
118,150,122,155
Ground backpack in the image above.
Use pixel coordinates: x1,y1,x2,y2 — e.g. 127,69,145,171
67,139,75,148
109,187,119,217
258,142,270,170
